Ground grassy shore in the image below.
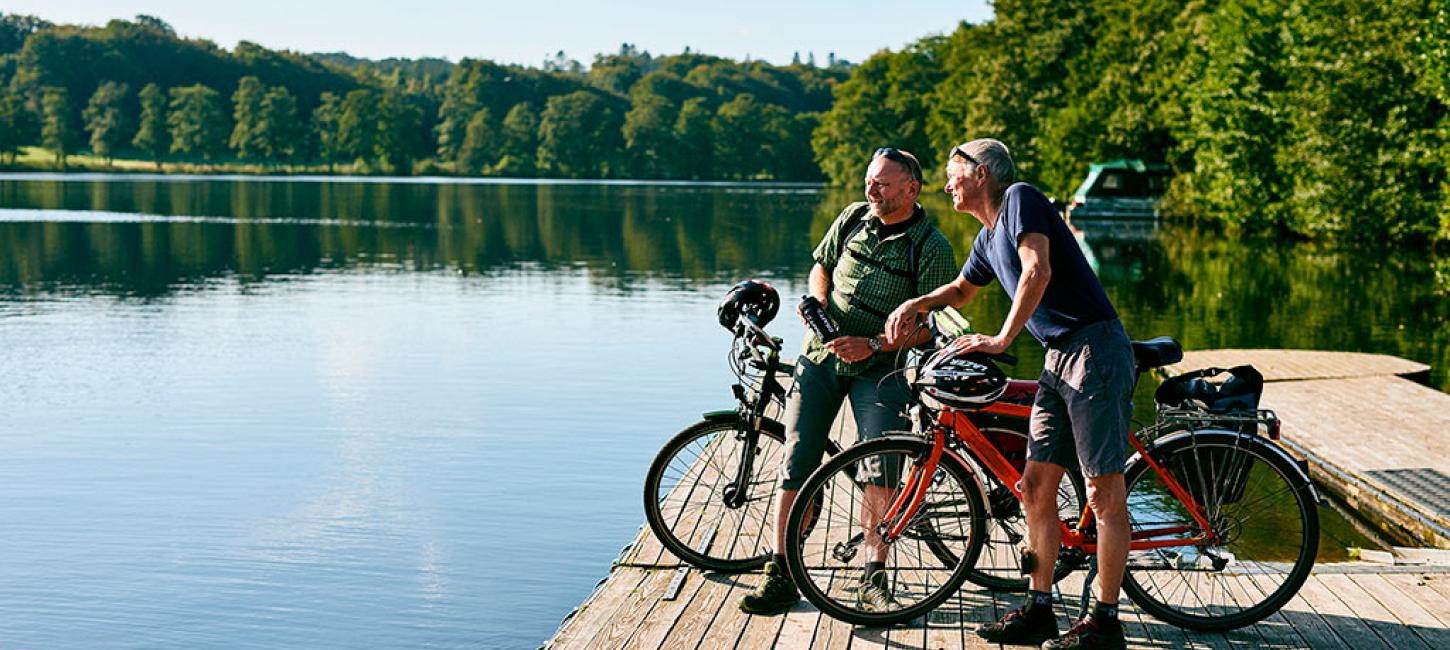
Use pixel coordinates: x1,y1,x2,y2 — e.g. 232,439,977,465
1,146,412,176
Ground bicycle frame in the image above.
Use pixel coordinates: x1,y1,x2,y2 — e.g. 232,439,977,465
878,403,1218,555
722,317,786,510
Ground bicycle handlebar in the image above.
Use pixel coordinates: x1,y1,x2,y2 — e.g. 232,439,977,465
734,314,782,353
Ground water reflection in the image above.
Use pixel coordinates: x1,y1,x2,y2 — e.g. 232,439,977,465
0,177,1444,389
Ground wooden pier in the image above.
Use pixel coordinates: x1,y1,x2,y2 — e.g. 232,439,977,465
547,349,1450,649
1165,350,1448,549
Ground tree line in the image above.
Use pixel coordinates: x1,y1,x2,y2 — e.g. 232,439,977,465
3,5,1448,241
0,14,847,180
812,0,1450,243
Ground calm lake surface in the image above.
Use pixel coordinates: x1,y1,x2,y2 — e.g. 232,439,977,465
0,175,1444,648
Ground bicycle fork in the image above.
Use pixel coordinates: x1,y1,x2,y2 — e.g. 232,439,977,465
875,428,948,545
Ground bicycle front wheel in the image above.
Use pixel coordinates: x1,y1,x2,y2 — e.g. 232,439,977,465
784,436,986,626
643,416,787,572
1122,430,1319,631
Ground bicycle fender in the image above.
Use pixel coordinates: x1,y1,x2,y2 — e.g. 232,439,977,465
700,411,787,437
1127,428,1321,503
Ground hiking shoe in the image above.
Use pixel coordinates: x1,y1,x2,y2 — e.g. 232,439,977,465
738,561,799,615
975,607,1059,645
1042,617,1126,650
856,578,900,613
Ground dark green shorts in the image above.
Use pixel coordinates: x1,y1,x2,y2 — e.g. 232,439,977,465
779,355,911,489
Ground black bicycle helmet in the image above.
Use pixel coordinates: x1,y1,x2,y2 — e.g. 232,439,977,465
717,279,780,330
916,347,1009,410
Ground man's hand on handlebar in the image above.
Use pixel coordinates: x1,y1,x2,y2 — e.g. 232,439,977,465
884,298,924,346
950,332,1010,356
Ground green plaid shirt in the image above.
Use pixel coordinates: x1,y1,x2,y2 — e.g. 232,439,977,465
803,202,959,376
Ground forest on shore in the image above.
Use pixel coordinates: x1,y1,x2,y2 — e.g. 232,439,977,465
2,2,1448,243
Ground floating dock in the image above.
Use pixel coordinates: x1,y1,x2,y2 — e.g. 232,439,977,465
547,349,1450,649
1166,350,1447,549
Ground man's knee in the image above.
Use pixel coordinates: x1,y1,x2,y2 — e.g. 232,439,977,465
1085,473,1127,522
1020,462,1065,510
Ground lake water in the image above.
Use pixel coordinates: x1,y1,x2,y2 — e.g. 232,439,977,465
0,175,1443,648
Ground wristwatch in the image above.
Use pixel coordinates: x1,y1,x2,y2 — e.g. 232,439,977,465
867,336,883,354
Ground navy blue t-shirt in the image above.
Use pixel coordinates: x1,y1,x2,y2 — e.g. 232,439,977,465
962,182,1117,345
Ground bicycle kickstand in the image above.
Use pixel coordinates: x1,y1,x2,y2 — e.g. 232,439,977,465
1077,554,1097,617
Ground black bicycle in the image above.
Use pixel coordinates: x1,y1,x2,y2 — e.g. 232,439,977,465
643,283,1046,580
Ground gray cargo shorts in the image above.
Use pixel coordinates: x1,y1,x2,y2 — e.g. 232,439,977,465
780,355,911,490
1029,319,1136,477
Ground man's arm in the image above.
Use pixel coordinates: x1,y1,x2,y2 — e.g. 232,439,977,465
884,277,982,345
953,232,1050,355
807,263,830,304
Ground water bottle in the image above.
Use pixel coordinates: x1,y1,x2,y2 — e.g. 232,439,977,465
799,295,841,343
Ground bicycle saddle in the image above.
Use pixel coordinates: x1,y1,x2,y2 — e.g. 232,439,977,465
1130,336,1183,373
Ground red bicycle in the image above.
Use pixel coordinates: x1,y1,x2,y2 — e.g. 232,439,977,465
783,311,1319,630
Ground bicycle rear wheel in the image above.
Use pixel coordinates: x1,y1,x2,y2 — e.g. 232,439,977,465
643,416,786,572
784,436,986,626
962,414,1087,592
1122,430,1319,631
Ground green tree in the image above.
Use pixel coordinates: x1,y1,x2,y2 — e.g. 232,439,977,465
40,86,71,168
257,85,301,163
132,83,169,167
497,102,539,176
537,90,624,178
82,81,129,163
167,84,228,160
457,108,499,174
712,94,779,179
813,40,949,186
622,95,678,177
0,91,39,164
336,89,380,163
376,91,422,172
673,97,714,179
229,76,266,159
312,92,344,170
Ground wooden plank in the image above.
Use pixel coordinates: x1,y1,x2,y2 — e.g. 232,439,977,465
655,571,738,649
625,565,713,650
804,572,854,650
1293,574,1388,650
1349,573,1450,649
1407,572,1450,619
734,598,788,650
585,569,676,650
1318,573,1429,650
547,567,652,650
772,588,823,649
1170,350,1428,382
694,572,755,649
1270,591,1351,650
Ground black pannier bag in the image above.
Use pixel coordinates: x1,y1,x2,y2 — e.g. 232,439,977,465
1154,365,1266,505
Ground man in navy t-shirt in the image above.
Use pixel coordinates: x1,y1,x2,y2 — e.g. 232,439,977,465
886,139,1135,650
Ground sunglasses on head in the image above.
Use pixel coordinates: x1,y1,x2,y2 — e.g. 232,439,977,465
873,147,923,183
949,146,982,167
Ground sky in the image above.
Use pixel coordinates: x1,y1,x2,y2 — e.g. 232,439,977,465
5,1,993,67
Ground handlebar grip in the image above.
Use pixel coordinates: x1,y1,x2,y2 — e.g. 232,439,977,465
992,351,1018,366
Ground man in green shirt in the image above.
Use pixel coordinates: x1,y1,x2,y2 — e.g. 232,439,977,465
739,148,959,615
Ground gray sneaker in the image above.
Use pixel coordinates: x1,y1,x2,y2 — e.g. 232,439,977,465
857,571,900,612
739,561,799,615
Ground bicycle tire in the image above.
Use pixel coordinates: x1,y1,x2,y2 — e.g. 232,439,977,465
643,415,835,572
784,436,986,626
959,414,1087,592
1121,430,1319,631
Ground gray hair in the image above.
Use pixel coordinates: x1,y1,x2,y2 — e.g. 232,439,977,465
951,138,1016,195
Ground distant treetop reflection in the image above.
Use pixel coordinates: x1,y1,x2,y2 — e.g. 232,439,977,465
0,177,1445,389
